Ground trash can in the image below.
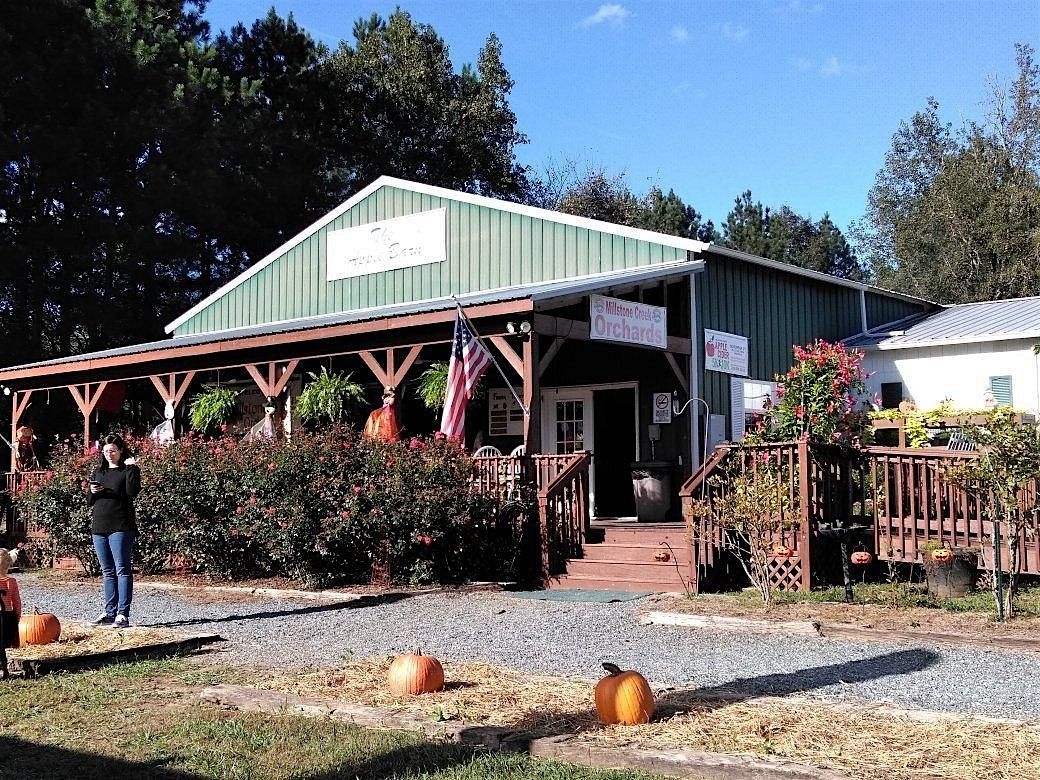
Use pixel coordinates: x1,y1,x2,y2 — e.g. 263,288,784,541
630,461,673,522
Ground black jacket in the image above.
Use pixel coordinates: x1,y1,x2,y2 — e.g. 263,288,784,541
87,464,141,535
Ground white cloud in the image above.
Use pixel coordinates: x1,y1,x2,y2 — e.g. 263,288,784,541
670,25,690,43
782,0,824,13
820,56,842,76
580,4,631,27
721,21,749,41
792,56,813,71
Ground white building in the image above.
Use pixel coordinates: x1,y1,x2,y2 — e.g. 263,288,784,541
847,296,1040,415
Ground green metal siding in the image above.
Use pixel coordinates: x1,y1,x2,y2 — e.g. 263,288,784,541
865,291,932,329
174,185,688,336
698,257,872,439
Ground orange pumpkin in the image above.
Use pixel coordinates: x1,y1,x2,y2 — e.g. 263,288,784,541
387,647,444,695
773,544,794,558
19,607,60,645
931,547,954,564
850,550,873,566
594,662,654,725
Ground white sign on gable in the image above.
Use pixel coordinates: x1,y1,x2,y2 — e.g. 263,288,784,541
326,208,447,281
589,294,668,350
705,329,749,376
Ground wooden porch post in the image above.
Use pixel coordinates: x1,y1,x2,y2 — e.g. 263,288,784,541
68,382,109,448
522,334,541,454
10,390,33,471
797,439,813,591
244,360,299,399
147,371,197,436
358,347,424,390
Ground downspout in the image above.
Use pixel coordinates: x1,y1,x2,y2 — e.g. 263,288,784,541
859,289,868,334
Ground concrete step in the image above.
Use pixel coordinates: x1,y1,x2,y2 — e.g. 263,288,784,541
575,543,691,564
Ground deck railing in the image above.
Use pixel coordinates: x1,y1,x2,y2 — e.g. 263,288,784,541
3,470,49,539
471,452,591,581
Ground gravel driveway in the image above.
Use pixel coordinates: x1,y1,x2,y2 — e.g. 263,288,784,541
19,574,1040,721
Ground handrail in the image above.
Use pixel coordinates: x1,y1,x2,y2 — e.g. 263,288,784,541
538,452,592,500
862,446,979,459
678,446,731,498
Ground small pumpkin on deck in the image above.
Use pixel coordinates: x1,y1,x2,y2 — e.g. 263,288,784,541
594,662,654,725
773,544,794,559
930,547,954,564
387,647,444,695
19,607,60,645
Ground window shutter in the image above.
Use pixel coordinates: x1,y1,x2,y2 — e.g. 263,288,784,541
730,377,745,442
989,376,1013,406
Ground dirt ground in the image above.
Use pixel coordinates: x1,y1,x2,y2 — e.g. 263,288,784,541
648,592,1040,641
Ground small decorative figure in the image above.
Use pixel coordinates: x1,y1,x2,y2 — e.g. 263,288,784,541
363,386,400,442
14,426,39,472
983,388,998,410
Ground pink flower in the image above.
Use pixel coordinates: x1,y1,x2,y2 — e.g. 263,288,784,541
235,506,244,515
220,424,228,432
341,510,350,519
267,462,276,471
247,496,257,505
266,507,276,516
231,529,239,537
279,521,288,529
422,535,432,546
353,486,363,495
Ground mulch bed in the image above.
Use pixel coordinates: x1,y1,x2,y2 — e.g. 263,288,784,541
255,656,1040,780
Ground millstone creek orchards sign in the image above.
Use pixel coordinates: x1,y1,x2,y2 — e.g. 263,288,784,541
704,329,748,376
589,294,667,349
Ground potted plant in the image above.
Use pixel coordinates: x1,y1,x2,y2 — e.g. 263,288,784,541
189,386,241,435
295,368,366,427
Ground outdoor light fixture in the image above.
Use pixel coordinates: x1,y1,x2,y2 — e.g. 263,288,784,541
1,386,9,396
505,320,532,336
263,396,277,416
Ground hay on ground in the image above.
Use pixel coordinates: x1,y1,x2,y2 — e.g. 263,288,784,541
261,657,1040,780
8,623,187,660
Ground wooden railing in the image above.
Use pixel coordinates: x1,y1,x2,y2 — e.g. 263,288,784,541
536,452,592,578
3,470,49,539
865,447,1040,573
471,453,592,581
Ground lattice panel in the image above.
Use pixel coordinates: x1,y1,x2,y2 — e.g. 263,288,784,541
767,555,807,592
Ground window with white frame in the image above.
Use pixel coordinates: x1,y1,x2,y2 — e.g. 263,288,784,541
730,377,778,441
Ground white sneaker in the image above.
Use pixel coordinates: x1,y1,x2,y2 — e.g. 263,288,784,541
92,613,115,626
113,615,130,628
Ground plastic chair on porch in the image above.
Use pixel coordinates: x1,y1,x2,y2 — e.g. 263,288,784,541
472,445,502,458
506,445,527,501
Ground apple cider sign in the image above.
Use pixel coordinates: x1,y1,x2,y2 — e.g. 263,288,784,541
704,329,749,376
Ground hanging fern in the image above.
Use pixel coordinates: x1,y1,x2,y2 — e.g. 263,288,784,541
417,361,450,410
189,386,241,434
295,367,366,425
417,361,488,411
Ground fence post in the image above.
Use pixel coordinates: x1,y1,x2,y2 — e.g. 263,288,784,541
797,440,812,590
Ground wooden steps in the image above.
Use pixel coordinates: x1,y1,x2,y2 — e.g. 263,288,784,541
549,522,692,593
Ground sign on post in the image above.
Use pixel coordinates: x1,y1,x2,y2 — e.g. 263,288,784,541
704,329,749,376
652,392,672,423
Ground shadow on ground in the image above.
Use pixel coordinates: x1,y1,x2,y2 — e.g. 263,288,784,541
142,592,414,629
0,736,201,779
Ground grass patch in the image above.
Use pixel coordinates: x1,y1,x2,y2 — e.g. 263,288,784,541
717,581,1040,616
0,661,655,780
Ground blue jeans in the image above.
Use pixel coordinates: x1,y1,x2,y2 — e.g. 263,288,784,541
92,532,134,618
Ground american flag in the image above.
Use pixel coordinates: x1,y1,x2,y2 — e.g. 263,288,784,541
440,312,493,440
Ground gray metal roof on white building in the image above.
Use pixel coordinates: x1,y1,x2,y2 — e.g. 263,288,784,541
846,296,1040,350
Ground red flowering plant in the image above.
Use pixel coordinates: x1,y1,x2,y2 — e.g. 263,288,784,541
14,425,506,588
753,340,871,447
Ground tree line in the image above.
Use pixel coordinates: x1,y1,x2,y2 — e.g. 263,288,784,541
1,1,1037,371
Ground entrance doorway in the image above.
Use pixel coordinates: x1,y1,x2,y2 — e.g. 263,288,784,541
541,383,639,518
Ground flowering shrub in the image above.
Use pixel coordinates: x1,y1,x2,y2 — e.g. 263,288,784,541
754,340,870,446
14,427,514,587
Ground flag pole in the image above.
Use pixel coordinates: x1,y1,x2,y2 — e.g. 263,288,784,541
450,295,530,416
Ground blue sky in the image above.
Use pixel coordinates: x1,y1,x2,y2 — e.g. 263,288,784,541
203,1,1039,236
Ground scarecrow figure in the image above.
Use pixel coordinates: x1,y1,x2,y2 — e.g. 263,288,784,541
363,386,400,442
0,548,22,677
14,426,39,472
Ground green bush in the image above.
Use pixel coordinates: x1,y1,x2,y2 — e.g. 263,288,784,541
14,429,518,588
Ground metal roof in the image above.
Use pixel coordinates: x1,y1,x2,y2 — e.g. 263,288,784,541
2,259,704,372
845,296,1040,350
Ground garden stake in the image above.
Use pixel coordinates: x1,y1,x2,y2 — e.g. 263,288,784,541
839,540,854,603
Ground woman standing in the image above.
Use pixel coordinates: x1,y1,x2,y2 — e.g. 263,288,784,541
87,434,141,627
